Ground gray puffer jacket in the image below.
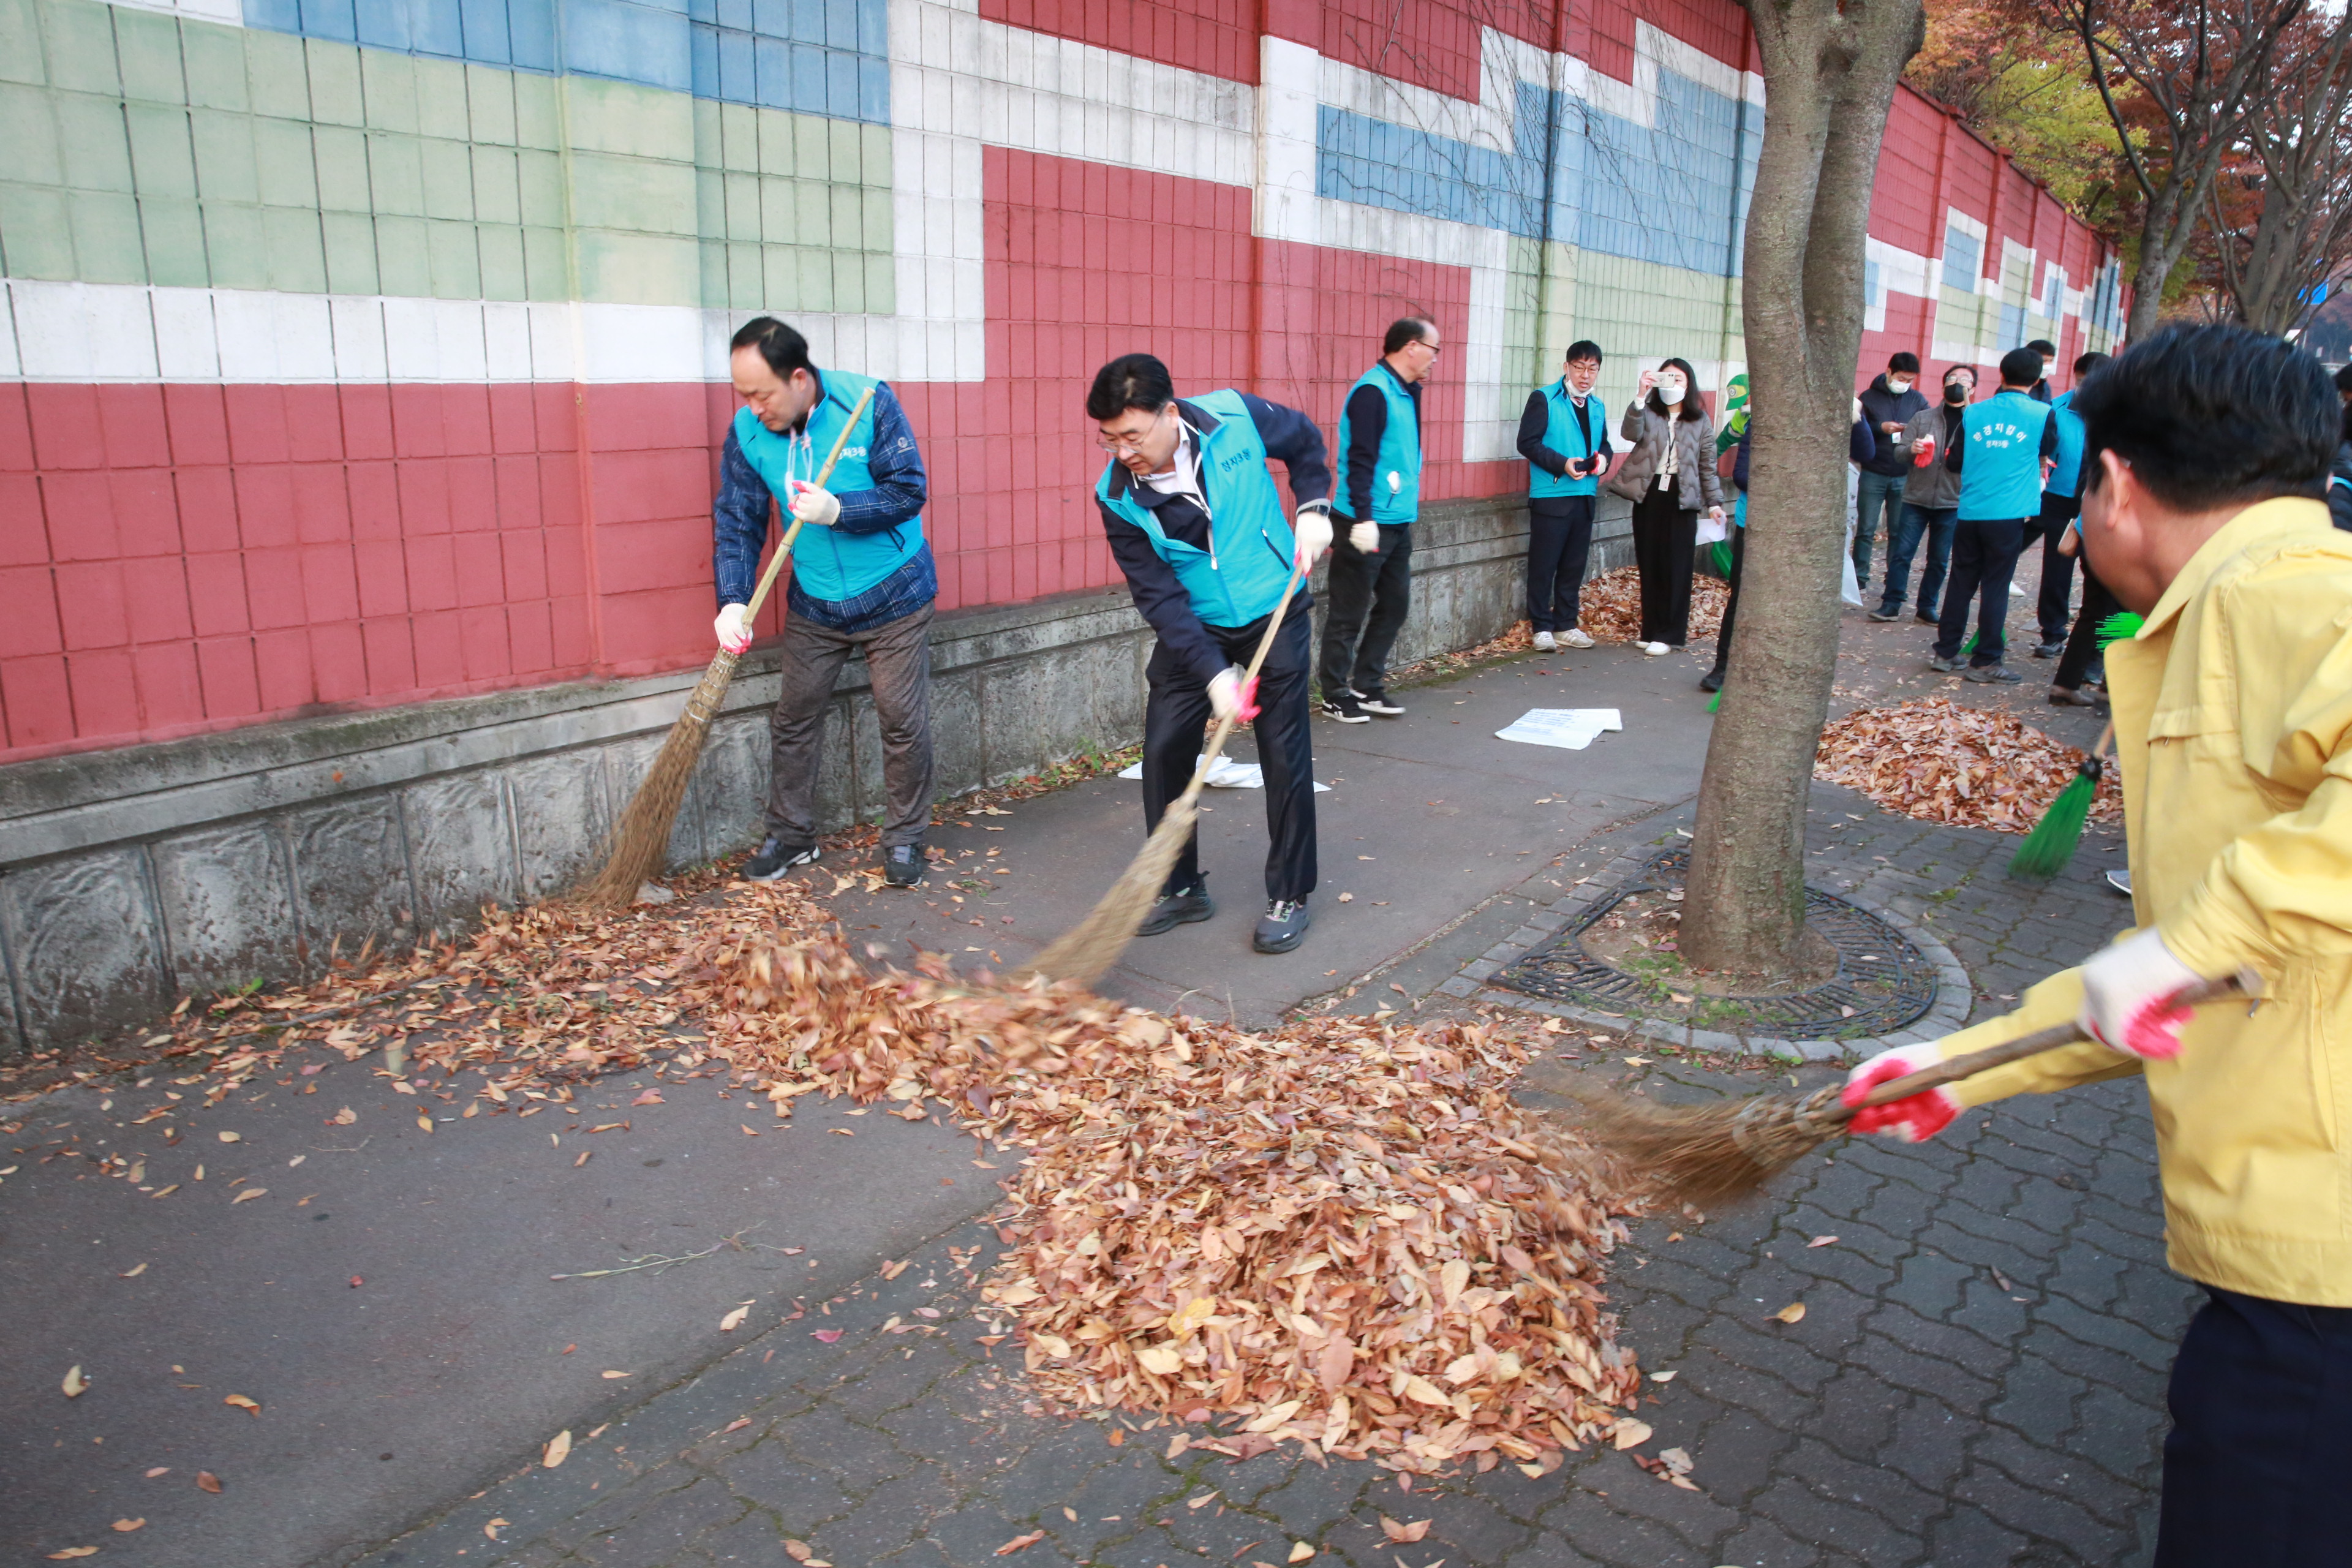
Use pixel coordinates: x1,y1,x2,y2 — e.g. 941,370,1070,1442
1897,403,1968,511
1611,402,1724,513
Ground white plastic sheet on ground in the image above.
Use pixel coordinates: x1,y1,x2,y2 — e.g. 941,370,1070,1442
1117,756,1332,791
1494,709,1624,750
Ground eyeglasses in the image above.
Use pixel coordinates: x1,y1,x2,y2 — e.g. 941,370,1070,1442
1410,340,1441,354
1094,431,1155,454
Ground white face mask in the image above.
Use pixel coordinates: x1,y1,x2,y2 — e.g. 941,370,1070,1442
1888,378,1913,394
1657,377,1686,402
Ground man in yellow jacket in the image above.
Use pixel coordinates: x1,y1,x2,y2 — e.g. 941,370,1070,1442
1841,325,2350,1567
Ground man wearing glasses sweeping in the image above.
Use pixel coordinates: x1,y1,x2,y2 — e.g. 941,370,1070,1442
713,317,936,889
1087,353,1335,956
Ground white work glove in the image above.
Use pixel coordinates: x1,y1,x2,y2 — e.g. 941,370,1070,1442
1207,666,1259,724
1838,1043,1962,1143
714,603,753,655
1290,500,1333,568
2077,927,2214,1061
1385,471,1401,496
787,479,840,529
1349,519,1379,554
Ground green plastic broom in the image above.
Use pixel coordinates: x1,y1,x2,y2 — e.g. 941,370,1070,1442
2006,611,2144,879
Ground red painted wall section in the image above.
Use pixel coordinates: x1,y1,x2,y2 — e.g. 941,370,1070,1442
978,0,1261,83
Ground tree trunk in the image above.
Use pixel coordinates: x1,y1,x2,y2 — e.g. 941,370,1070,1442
1679,0,1924,981
2127,183,2192,345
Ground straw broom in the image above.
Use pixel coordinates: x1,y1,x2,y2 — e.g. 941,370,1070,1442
581,388,875,910
1018,556,1312,988
1558,978,2236,1208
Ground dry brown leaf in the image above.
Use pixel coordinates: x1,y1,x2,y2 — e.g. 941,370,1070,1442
46,1550,98,1559
1806,1235,1838,1248
1770,1303,1806,1324
62,1366,87,1398
224,1394,260,1415
993,1531,1046,1556
195,1472,222,1493
718,1306,750,1332
542,1430,571,1468
1611,1419,1654,1450
1289,1544,1314,1562
111,1518,145,1532
1815,697,2120,835
1379,1517,1431,1544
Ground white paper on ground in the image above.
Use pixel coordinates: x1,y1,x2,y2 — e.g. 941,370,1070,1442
1494,708,1624,750
1117,756,1331,791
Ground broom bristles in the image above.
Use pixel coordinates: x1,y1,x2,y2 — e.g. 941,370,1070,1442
1017,795,1200,986
1556,1080,1846,1208
2007,764,2097,880
581,649,740,909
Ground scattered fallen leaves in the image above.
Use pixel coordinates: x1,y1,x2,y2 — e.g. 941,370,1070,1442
232,1188,268,1204
542,1430,571,1468
1611,1419,1653,1450
46,1549,97,1559
111,1519,145,1532
62,1365,88,1398
1815,697,2120,835
1770,1302,1806,1324
196,1472,222,1493
783,1541,832,1567
224,1394,261,1415
719,1305,751,1332
1379,1518,1431,1544
994,1531,1046,1556
1572,567,1728,645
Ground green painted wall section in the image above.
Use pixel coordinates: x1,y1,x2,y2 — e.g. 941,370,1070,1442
0,0,892,311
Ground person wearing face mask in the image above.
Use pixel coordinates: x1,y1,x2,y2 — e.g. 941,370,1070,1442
1087,353,1335,957
1517,339,1615,653
2024,338,2058,403
1872,366,1975,622
1931,347,2060,682
2031,352,2112,659
1319,317,1437,723
1609,358,1726,654
1855,352,1931,586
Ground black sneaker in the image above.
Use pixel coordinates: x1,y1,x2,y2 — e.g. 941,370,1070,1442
882,843,927,888
744,835,819,881
1354,691,1405,717
2031,639,2067,658
1319,694,1370,724
1698,667,1724,693
1867,606,1901,622
1253,898,1311,954
1928,654,1959,673
1965,663,2022,684
1138,883,1215,936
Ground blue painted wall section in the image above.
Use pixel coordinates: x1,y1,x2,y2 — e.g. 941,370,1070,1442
243,0,889,122
1318,67,1759,277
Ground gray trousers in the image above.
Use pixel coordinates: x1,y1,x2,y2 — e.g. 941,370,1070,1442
765,602,934,848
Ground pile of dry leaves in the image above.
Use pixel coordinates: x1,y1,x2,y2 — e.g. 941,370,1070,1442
1575,567,1727,645
1814,696,2120,835
702,931,1646,1475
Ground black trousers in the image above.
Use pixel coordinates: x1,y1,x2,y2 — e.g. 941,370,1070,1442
1526,496,1595,632
2035,491,2082,643
2053,558,2118,691
1707,525,1745,677
1933,515,2027,666
1145,609,1317,903
1630,484,1697,645
1317,522,1413,699
2155,1286,2352,1567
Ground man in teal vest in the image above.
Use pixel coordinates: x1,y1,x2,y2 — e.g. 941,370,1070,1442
1317,317,1437,723
2030,350,2111,657
713,317,936,888
1931,345,2059,682
1516,339,1615,652
1088,352,1335,956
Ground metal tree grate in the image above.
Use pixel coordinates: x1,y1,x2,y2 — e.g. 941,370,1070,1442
1494,848,1938,1040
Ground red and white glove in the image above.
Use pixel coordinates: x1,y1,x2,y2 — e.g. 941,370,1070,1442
787,480,840,528
1291,501,1333,569
1840,1043,1962,1143
714,603,753,655
1207,666,1259,724
2077,928,2209,1061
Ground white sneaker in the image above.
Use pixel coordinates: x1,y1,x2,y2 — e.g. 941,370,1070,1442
1562,628,1594,649
1532,630,1556,652
1641,641,1671,657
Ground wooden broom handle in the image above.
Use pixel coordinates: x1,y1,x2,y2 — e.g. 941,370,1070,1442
1832,975,2241,1120
1177,551,1313,809
739,386,877,623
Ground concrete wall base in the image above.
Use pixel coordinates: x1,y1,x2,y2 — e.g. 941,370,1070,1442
1,497,1635,1056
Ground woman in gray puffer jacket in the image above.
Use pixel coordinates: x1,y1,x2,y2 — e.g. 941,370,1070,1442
1611,356,1727,651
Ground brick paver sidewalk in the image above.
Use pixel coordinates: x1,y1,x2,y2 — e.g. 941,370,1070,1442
385,792,2185,1568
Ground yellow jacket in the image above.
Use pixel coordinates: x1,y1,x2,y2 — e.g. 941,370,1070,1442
1932,497,2352,1305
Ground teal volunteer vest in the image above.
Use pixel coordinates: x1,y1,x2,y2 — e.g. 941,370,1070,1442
731,369,923,603
1334,363,1422,524
1956,390,2053,521
1528,379,1603,499
2044,390,2087,499
1094,391,1299,629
